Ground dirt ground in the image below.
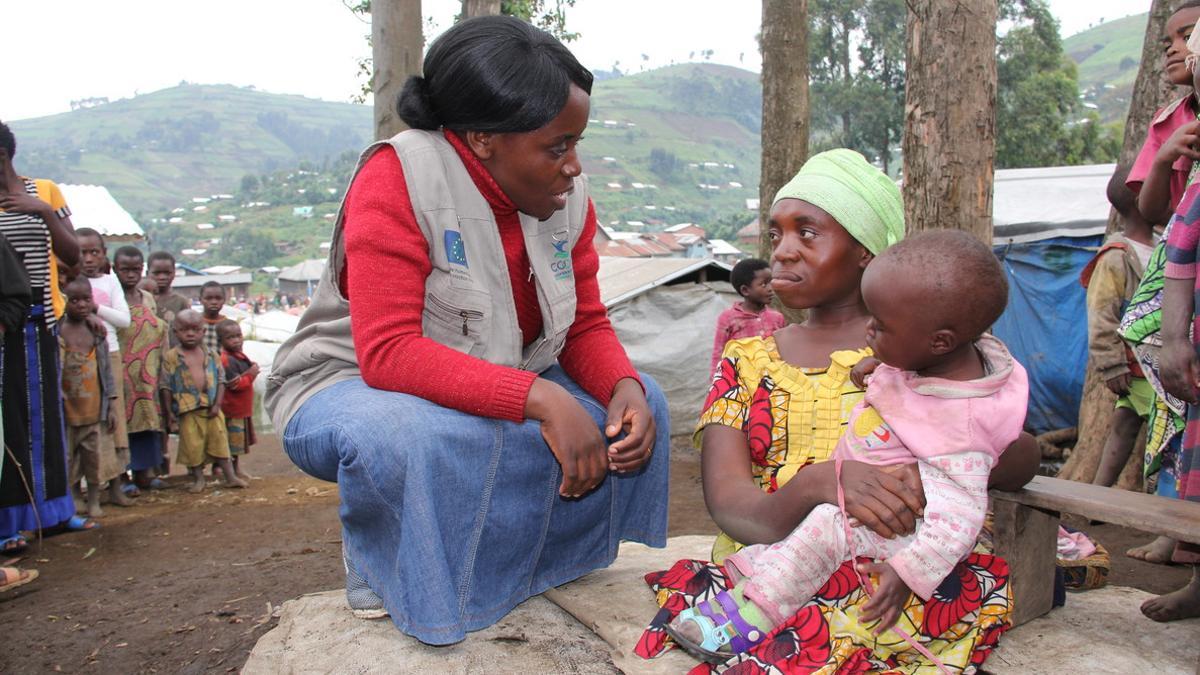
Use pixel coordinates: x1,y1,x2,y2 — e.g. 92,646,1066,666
0,436,1191,673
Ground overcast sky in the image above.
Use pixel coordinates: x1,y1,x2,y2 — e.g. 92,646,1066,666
3,0,1150,121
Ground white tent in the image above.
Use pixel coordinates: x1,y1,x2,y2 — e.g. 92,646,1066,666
599,256,734,435
59,184,144,241
992,163,1114,244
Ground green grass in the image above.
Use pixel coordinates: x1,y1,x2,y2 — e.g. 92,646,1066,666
1064,13,1150,124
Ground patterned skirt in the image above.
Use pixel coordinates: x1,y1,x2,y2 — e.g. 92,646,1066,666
636,553,1012,674
0,306,75,535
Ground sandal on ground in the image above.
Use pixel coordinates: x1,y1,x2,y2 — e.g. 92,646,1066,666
0,534,28,555
0,566,38,592
147,478,170,490
665,590,766,663
121,483,141,497
62,515,100,532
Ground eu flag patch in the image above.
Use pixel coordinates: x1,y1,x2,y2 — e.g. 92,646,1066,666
445,230,468,267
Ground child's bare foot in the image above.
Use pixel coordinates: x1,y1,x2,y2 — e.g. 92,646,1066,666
108,482,134,507
1141,568,1200,622
87,490,104,518
1127,536,1177,565
187,471,206,494
235,469,255,481
225,475,249,489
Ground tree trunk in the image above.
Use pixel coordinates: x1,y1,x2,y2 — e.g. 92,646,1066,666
372,0,424,141
1107,0,1188,232
758,0,810,259
462,0,501,17
902,0,997,243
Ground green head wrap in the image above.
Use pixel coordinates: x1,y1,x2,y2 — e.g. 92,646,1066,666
772,149,904,256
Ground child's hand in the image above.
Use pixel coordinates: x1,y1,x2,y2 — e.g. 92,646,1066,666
849,357,880,389
1157,119,1200,165
247,364,261,379
858,561,910,634
166,416,179,434
1104,372,1132,396
84,314,108,339
107,408,118,433
208,404,220,418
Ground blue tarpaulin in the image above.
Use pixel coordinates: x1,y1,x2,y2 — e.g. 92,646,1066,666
992,234,1103,434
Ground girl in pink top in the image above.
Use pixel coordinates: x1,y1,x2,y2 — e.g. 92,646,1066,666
669,231,1029,666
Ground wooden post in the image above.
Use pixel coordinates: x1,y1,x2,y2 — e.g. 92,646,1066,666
991,499,1059,626
372,0,424,141
757,0,809,259
462,0,501,17
902,0,998,243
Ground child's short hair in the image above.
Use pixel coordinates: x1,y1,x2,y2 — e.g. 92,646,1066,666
75,227,105,249
1106,165,1139,217
730,258,770,296
63,275,92,298
217,319,240,339
0,121,14,159
147,250,176,266
114,245,144,263
878,230,1008,339
201,280,225,296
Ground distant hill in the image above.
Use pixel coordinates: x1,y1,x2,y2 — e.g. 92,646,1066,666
1065,13,1149,124
10,64,762,233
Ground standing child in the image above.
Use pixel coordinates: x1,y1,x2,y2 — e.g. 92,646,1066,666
112,246,169,491
146,251,191,330
668,231,1028,664
75,228,134,508
59,278,118,518
198,281,227,356
710,258,786,374
1130,1,1200,224
1085,167,1157,488
159,309,247,493
218,320,258,481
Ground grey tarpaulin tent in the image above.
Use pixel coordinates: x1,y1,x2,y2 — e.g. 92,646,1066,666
598,256,733,435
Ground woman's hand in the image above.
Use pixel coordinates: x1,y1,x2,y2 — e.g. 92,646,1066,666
0,192,52,218
604,377,656,473
527,378,609,498
1161,337,1200,404
835,461,925,540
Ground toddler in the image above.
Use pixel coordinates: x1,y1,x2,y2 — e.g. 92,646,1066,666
159,309,247,493
218,320,259,481
669,230,1029,665
710,258,785,374
199,281,228,356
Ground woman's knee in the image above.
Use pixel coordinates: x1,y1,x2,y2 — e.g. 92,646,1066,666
638,371,671,435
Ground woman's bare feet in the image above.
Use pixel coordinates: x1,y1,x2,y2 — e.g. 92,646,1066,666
1127,536,1178,565
1141,567,1200,622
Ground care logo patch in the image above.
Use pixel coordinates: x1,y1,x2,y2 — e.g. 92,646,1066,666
445,230,468,268
551,232,571,280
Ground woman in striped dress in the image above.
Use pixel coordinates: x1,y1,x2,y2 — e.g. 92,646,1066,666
0,120,88,549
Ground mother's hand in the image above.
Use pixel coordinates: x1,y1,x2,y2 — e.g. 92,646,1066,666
604,377,656,473
836,461,925,540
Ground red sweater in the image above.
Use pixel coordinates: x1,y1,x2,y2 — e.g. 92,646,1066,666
340,130,639,422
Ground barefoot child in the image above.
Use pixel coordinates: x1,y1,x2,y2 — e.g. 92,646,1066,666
198,281,227,356
218,320,258,481
112,246,169,491
59,278,119,517
710,258,786,375
1086,167,1156,489
668,230,1028,664
76,228,135,507
159,309,246,493
146,251,190,329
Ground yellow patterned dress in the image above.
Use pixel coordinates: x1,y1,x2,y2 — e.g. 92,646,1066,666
636,337,1014,674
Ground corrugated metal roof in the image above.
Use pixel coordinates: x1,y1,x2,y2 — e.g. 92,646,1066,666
278,259,326,281
173,272,253,287
598,256,731,307
59,184,144,240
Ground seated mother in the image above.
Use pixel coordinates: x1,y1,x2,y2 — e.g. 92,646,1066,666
267,16,669,645
638,151,1038,672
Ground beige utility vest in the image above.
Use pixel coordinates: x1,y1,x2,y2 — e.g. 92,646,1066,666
265,129,590,431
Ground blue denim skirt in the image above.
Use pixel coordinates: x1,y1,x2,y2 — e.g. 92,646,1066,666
281,365,670,644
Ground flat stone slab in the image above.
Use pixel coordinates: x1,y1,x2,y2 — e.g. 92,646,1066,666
987,585,1200,674
242,590,616,674
246,536,1200,673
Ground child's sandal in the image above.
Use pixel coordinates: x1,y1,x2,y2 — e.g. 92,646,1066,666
665,590,766,663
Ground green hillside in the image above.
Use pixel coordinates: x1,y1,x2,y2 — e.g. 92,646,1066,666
1065,13,1148,124
10,64,762,239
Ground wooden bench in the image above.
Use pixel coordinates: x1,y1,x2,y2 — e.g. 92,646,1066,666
990,475,1200,626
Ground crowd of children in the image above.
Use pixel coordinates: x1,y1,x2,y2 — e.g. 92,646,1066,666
53,233,259,513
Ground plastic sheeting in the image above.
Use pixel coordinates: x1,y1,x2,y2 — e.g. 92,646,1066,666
992,234,1103,434
608,283,736,436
